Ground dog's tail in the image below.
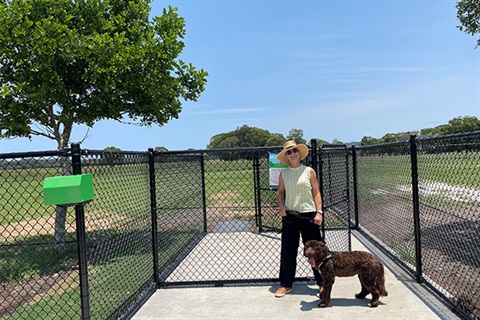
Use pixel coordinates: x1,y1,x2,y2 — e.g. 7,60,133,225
377,273,388,297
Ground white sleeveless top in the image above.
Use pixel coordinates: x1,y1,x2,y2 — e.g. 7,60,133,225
282,164,316,212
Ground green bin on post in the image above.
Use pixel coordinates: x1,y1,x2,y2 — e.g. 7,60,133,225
43,174,94,206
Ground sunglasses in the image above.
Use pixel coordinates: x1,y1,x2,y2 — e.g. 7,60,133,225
286,148,299,155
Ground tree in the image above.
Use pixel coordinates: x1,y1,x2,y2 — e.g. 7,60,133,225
206,125,284,149
266,133,286,146
0,0,207,250
0,0,208,148
361,136,381,146
456,0,480,47
104,146,121,151
315,138,329,146
101,146,122,166
421,116,480,137
379,131,418,143
155,146,168,151
446,115,480,133
286,128,306,144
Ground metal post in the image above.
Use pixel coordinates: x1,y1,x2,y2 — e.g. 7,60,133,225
310,138,318,175
344,146,352,251
71,143,91,320
313,139,325,240
200,154,208,233
351,146,359,230
409,135,423,283
252,152,263,231
148,148,160,287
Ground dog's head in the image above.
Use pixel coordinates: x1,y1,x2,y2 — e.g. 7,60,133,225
304,240,329,269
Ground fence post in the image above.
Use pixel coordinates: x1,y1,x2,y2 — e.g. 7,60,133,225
200,154,208,233
311,139,325,240
409,135,423,283
310,138,318,175
71,143,91,320
252,152,263,231
351,146,359,230
148,148,160,287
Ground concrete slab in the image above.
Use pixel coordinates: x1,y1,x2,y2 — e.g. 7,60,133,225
131,232,460,320
165,229,349,283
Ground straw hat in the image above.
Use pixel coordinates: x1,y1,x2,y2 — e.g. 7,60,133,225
276,140,309,165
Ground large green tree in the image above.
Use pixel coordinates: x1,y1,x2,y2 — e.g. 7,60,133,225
421,115,480,136
286,128,306,144
0,0,207,249
456,0,480,47
0,0,207,148
207,125,286,149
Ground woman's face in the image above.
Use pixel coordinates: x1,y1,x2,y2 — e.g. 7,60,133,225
286,148,300,162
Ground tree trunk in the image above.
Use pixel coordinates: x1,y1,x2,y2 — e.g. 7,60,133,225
53,126,72,251
54,206,67,251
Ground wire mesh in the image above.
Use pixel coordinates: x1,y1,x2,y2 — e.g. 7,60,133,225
319,145,351,252
5,133,478,319
155,153,206,283
0,152,81,319
81,150,154,320
157,149,289,284
355,133,480,320
155,147,351,286
255,150,282,232
355,141,416,269
417,134,480,319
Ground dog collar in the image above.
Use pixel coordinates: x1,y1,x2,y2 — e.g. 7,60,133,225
316,251,334,269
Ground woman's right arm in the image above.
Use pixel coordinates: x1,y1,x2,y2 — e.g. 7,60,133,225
277,173,287,217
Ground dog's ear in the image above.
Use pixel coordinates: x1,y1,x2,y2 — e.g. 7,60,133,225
305,240,315,249
313,240,324,250
319,241,329,251
315,241,328,258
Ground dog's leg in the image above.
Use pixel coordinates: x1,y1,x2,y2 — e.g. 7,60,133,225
359,275,381,307
318,286,324,299
355,275,370,299
318,280,333,308
355,285,370,299
368,293,380,308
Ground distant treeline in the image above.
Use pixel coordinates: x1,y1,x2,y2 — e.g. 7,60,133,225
360,115,480,146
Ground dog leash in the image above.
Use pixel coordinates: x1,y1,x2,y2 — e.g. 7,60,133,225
285,210,316,220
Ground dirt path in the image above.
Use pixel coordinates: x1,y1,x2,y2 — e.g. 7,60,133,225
0,269,77,318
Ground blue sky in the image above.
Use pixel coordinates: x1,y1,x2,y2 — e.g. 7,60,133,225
1,0,479,153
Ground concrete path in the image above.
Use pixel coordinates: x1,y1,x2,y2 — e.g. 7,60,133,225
131,232,460,320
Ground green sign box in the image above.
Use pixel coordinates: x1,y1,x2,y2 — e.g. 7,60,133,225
43,174,94,206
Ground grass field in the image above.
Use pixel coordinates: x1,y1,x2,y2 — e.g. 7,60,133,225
356,152,480,207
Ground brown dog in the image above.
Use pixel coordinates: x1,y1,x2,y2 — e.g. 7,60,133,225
304,240,388,308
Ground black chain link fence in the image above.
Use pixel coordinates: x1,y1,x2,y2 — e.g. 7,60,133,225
79,149,154,320
156,147,349,285
319,144,351,252
353,132,480,320
1,144,349,319
0,150,82,319
2,132,479,320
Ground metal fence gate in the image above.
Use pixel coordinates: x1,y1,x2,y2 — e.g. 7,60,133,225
156,148,287,286
155,142,352,287
318,144,351,251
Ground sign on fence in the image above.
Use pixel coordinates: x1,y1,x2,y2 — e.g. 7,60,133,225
269,152,289,189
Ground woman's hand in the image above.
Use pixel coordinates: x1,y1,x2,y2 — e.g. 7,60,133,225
279,206,288,217
313,212,323,225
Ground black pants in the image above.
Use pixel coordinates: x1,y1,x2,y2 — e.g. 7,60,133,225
279,216,323,288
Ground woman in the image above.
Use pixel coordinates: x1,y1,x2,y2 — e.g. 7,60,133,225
274,140,324,298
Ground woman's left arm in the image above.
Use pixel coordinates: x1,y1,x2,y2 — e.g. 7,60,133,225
310,167,323,225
